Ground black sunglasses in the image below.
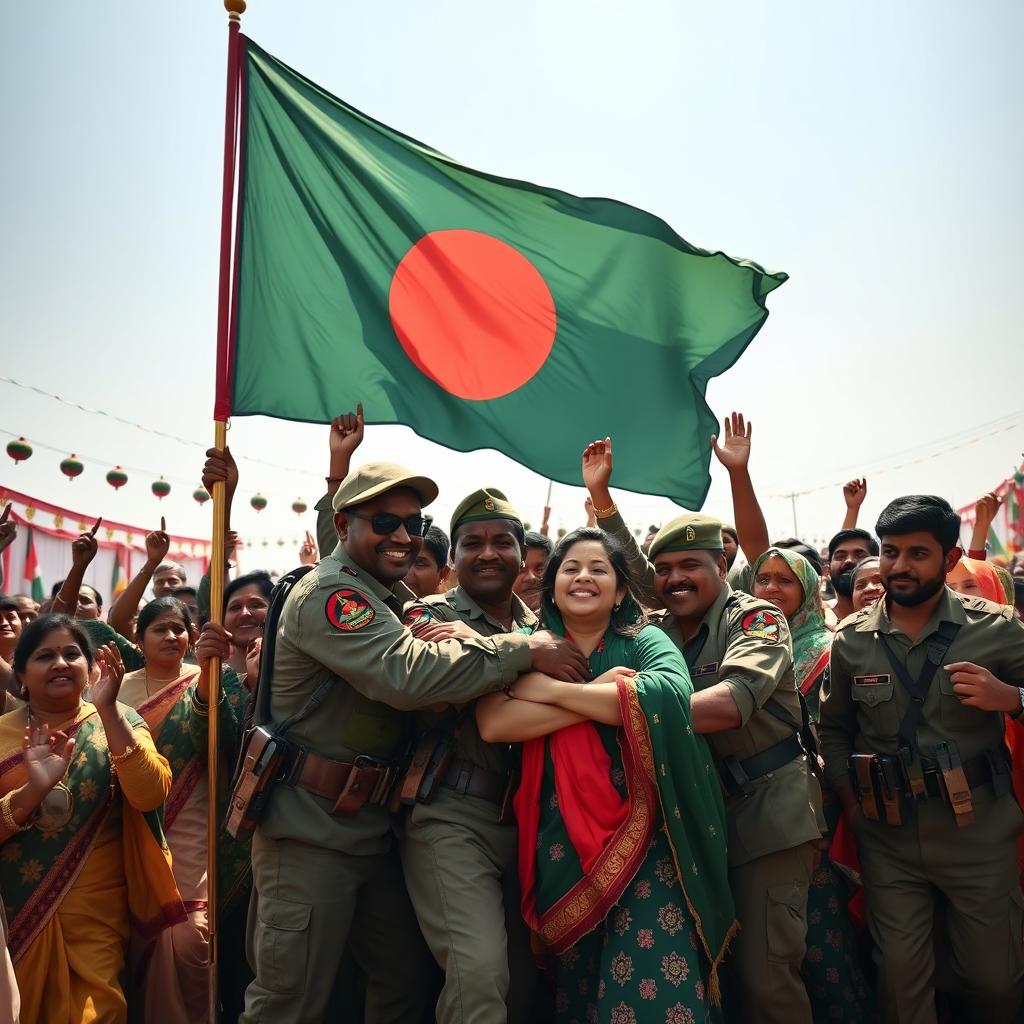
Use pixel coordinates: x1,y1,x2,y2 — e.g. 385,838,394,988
346,511,433,537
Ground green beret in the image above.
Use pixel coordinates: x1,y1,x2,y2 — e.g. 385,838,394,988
649,513,724,558
332,461,439,513
450,487,523,535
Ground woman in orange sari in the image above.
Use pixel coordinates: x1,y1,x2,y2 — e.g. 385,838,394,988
120,597,251,1024
0,613,182,1023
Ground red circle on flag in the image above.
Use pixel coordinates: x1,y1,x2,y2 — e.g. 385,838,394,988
389,229,557,400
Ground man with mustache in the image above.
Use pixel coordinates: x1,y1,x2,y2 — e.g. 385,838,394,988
819,494,1024,1024
400,489,587,1024
582,437,823,1024
827,528,879,621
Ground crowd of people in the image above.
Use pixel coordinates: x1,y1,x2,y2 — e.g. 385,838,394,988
1,409,1024,1024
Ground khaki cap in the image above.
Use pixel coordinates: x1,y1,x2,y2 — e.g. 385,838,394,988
450,487,523,535
331,461,439,513
649,513,724,558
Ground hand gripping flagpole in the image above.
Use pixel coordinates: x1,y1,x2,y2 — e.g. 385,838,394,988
209,0,246,1016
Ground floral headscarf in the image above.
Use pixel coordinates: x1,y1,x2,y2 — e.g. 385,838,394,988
752,547,832,693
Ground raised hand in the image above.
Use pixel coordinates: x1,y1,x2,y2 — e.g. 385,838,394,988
299,530,318,566
710,412,752,471
330,405,365,460
581,437,614,495
203,446,239,503
843,479,867,510
90,642,125,709
0,504,16,555
23,725,76,799
71,518,102,570
974,491,1002,529
145,516,171,566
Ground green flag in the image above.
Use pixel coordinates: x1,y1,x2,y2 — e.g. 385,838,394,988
229,39,787,507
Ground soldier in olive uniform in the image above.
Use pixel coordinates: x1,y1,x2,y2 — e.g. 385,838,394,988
241,464,580,1024
582,445,822,1023
400,488,585,1024
819,495,1024,1024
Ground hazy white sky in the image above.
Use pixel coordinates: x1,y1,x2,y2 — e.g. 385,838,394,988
2,1,1021,571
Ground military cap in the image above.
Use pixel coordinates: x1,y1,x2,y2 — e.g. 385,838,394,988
649,513,725,558
332,461,439,513
450,487,523,536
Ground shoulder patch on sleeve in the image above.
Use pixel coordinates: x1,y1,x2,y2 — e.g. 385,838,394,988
325,588,376,632
741,609,780,642
401,605,434,628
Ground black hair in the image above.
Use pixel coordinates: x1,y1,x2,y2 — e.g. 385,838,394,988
50,581,63,598
524,531,553,556
223,570,273,612
136,596,194,642
771,538,823,574
53,579,104,609
540,527,646,637
828,528,880,561
420,525,451,572
12,613,95,676
721,525,738,543
0,595,17,611
170,586,198,600
451,518,526,554
875,495,962,554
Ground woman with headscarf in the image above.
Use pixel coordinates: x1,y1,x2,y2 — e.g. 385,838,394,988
751,548,877,1023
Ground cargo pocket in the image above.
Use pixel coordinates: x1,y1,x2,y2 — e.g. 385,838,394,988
766,881,807,965
254,896,312,994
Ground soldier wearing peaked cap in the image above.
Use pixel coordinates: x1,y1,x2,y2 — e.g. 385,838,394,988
583,442,823,1024
399,487,589,1024
241,464,552,1024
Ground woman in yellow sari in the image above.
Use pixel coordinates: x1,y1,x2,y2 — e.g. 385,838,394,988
119,597,250,1024
0,613,181,1024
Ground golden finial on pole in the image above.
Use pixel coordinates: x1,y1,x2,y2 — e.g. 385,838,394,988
225,0,246,21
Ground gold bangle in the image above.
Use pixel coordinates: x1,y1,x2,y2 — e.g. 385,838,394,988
110,743,143,768
593,501,618,519
0,794,30,833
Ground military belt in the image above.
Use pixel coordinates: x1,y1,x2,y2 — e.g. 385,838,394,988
719,733,804,798
285,747,398,807
439,758,507,803
920,751,999,798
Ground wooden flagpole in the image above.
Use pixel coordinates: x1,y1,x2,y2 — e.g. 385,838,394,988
209,0,246,1016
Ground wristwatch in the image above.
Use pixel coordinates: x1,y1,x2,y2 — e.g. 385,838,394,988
1011,687,1024,720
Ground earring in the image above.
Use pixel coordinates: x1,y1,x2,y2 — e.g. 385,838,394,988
613,602,621,612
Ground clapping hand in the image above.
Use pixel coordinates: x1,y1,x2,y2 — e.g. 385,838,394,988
23,725,76,800
711,412,752,471
90,642,125,709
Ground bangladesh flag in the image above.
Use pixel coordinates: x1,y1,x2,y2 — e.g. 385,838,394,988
24,530,43,603
226,39,787,506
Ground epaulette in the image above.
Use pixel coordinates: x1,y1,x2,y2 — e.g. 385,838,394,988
835,607,872,632
953,592,1015,621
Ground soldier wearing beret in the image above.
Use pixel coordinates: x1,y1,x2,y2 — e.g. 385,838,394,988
241,464,580,1024
582,438,823,1024
819,495,1024,1024
399,488,588,1024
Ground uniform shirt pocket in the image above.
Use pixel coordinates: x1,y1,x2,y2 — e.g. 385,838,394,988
937,670,985,732
255,896,313,994
851,677,900,736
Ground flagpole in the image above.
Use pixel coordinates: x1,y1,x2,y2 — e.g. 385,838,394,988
209,1,246,1017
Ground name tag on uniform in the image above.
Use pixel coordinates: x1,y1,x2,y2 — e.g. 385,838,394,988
853,674,891,686
694,662,719,676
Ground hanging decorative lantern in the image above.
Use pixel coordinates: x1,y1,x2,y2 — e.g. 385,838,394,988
105,466,128,491
151,476,171,500
193,487,210,506
557,527,567,538
276,537,285,547
250,493,268,513
6,438,32,465
60,454,84,481
523,521,532,531
291,498,308,516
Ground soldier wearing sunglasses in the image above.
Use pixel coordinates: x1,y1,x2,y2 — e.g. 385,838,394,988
243,460,588,1024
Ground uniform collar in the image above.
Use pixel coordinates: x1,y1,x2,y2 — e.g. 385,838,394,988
329,543,413,608
447,585,538,630
857,585,966,637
